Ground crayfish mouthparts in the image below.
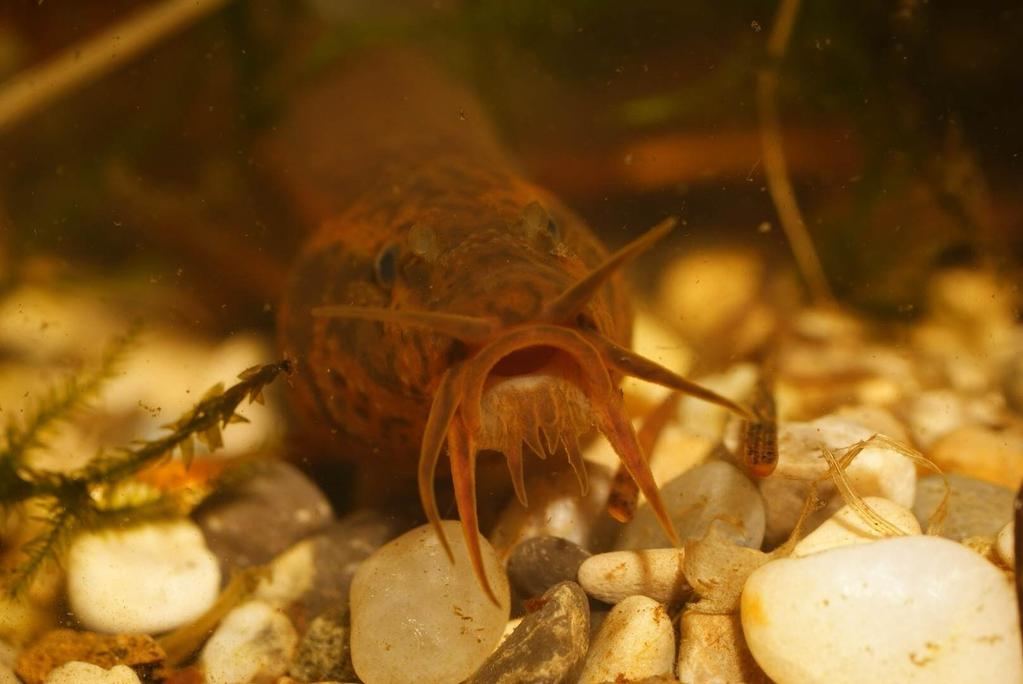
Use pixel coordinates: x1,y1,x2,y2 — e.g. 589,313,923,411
315,218,755,604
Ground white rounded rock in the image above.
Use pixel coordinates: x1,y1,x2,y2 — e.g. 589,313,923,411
67,520,220,634
43,663,140,684
350,521,510,684
793,497,921,557
742,536,1023,684
200,600,298,684
578,594,675,684
578,549,688,605
997,521,1015,569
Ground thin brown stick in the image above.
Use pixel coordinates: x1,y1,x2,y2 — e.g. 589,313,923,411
0,0,234,133
757,0,834,304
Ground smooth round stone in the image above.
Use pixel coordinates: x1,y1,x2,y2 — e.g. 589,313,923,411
760,415,916,545
793,497,921,558
506,536,590,600
615,460,764,551
997,521,1015,569
929,425,1023,489
67,520,220,634
578,549,688,605
741,536,1023,684
468,582,589,684
195,460,334,570
43,663,139,684
676,611,767,684
200,600,297,684
577,595,675,684
913,474,1014,540
902,390,971,449
350,521,510,684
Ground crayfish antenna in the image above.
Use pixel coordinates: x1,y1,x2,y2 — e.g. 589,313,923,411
587,332,755,421
313,305,497,343
540,217,676,324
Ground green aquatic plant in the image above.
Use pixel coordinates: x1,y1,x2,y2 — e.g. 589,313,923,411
0,333,290,597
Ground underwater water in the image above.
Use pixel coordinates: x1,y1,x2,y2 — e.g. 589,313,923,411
0,2,1021,683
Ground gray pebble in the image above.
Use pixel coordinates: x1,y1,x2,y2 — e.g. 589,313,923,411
914,474,1015,540
615,460,765,551
195,460,333,570
288,603,355,683
467,582,589,684
507,536,591,600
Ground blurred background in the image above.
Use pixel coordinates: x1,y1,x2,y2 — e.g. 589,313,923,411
0,0,1020,327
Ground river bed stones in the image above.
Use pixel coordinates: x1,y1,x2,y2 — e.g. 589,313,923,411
577,595,675,684
614,460,764,551
199,600,297,684
759,414,917,545
997,521,1015,569
42,663,141,684
66,520,220,634
676,611,767,684
578,549,688,605
792,496,920,558
15,631,164,684
741,535,1023,684
287,603,355,683
468,582,589,684
349,521,510,684
194,460,334,571
913,473,1015,540
506,536,591,600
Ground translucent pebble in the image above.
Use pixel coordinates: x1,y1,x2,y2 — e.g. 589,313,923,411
350,521,510,684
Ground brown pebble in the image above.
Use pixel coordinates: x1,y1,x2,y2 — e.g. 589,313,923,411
15,630,165,684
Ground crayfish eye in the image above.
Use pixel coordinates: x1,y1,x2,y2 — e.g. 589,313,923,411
518,200,561,244
374,242,399,288
546,215,561,240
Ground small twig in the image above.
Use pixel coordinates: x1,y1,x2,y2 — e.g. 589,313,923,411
756,0,834,304
0,0,235,133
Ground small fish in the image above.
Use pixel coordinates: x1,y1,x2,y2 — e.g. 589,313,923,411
271,51,753,600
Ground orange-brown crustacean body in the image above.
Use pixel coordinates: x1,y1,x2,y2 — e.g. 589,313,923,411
271,51,751,599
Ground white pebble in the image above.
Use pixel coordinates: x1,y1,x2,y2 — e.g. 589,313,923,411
742,536,1023,684
43,663,140,684
577,595,675,684
67,520,220,634
200,600,298,684
759,415,916,545
578,549,688,605
350,521,510,684
253,539,315,607
997,521,1015,569
793,497,921,557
